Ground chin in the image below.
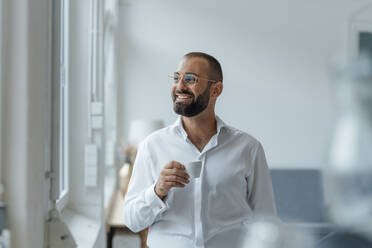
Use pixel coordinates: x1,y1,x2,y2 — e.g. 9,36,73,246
173,105,204,118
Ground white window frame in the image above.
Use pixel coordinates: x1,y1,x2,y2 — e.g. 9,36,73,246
56,0,69,212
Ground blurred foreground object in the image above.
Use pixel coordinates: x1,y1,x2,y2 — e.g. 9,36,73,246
243,218,315,248
327,56,372,240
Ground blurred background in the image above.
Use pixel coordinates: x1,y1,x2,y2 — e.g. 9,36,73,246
1,0,372,247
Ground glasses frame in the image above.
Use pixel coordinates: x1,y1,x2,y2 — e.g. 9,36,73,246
169,72,217,85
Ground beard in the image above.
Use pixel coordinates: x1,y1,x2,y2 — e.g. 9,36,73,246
172,84,211,117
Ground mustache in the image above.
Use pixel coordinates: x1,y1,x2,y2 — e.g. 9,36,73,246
175,90,194,96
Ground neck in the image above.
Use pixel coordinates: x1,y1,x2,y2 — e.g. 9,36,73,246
181,110,217,149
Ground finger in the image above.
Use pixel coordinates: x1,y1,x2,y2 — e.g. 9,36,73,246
164,175,189,184
164,168,189,180
165,181,185,188
165,161,185,170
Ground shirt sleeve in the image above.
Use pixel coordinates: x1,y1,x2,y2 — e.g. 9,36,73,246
123,140,170,233
247,142,277,217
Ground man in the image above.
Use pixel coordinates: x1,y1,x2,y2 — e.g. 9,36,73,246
123,52,277,248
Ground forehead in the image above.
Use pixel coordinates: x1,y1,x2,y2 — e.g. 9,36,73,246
176,57,210,75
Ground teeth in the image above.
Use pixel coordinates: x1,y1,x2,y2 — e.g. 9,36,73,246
176,95,192,100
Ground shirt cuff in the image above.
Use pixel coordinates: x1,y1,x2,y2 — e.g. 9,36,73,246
144,183,170,216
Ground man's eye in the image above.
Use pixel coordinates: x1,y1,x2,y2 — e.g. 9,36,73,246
185,75,196,83
174,75,180,81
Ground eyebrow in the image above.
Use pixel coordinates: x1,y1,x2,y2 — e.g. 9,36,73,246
175,72,200,77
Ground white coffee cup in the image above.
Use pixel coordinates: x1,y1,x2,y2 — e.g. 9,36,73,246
184,161,202,178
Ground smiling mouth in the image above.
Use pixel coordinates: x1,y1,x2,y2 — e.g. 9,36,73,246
175,93,193,102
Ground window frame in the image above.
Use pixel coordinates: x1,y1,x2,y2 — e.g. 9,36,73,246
56,0,69,212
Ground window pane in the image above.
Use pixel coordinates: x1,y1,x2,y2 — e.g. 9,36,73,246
359,32,372,61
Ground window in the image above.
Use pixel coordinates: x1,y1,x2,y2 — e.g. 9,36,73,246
359,32,372,59
350,21,372,59
56,0,69,211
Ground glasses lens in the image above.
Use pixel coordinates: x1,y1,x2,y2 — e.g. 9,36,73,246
184,74,196,84
173,73,180,83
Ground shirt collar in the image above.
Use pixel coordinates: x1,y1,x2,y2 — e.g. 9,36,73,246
173,115,227,141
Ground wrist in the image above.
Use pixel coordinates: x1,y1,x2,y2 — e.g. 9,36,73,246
154,184,167,200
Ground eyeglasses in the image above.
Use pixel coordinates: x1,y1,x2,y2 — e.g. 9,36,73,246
168,72,217,85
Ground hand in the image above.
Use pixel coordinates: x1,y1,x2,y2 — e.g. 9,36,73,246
154,161,190,199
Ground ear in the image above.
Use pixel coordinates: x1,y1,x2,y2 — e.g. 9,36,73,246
211,82,223,99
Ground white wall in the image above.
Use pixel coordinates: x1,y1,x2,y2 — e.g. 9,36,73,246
0,0,3,197
1,0,50,247
351,3,372,22
117,0,372,169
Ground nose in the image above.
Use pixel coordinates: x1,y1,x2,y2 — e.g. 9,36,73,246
176,76,189,91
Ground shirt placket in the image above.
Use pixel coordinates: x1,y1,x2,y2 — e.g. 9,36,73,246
183,129,219,248
184,138,204,247
194,155,205,248
194,138,219,247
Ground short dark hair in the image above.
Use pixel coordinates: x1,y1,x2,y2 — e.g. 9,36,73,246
183,52,223,83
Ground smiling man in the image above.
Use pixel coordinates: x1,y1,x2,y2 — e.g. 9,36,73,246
123,52,277,248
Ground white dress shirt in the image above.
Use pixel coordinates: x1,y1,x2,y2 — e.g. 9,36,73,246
123,116,277,248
